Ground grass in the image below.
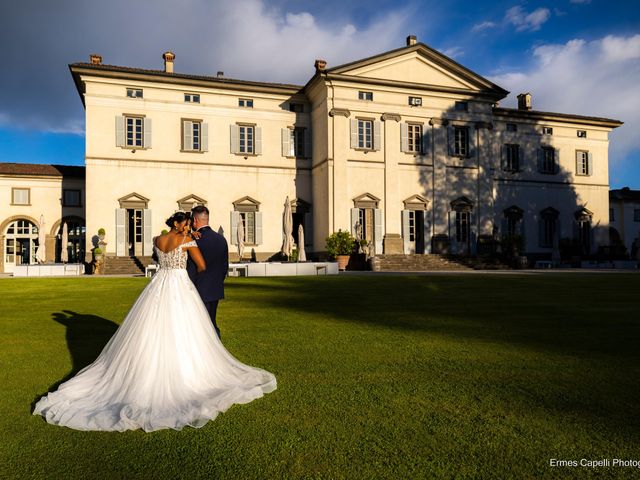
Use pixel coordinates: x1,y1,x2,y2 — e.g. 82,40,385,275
0,273,639,479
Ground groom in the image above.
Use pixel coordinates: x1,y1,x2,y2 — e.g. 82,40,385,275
187,205,229,338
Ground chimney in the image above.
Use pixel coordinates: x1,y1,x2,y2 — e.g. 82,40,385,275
217,71,224,77
517,92,532,111
314,59,327,72
406,35,417,46
162,51,175,73
89,54,102,65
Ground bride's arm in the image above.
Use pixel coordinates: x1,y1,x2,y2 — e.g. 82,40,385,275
185,245,206,272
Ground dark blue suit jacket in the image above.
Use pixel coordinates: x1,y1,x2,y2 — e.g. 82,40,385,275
187,226,229,302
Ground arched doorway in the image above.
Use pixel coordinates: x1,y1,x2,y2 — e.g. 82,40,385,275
53,219,86,263
3,219,39,273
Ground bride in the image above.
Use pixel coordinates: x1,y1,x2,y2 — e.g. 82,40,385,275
33,211,276,432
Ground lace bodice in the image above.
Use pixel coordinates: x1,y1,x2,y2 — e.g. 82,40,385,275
155,241,197,270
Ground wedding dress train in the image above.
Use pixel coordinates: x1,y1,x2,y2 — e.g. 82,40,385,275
33,241,276,432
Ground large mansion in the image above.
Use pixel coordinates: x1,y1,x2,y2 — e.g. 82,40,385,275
1,36,627,273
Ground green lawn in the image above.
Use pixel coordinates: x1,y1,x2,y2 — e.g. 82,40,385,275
1,274,639,479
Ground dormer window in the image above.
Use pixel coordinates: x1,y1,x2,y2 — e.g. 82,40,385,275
408,96,422,106
358,91,373,101
184,93,200,103
577,130,587,138
542,126,553,135
126,88,143,99
239,98,254,108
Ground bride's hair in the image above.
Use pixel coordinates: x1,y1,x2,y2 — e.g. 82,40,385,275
165,211,191,228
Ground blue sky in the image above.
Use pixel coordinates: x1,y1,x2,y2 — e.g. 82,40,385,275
1,0,638,188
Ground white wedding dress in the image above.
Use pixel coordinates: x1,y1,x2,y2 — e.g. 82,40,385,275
33,241,277,432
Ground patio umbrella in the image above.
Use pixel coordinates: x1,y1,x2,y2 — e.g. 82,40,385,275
35,215,46,264
61,222,69,263
236,214,245,261
281,196,294,258
297,224,307,262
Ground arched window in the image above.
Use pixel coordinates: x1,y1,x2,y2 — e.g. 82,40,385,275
55,219,86,263
4,219,39,270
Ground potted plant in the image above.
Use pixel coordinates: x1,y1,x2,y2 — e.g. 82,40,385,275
97,228,106,241
326,230,355,270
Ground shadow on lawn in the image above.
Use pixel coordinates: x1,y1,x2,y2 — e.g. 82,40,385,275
31,310,119,411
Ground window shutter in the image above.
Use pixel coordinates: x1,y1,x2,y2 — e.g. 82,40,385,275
587,152,593,176
115,116,125,147
468,126,477,160
230,124,238,154
201,122,209,152
350,119,358,149
143,118,152,148
183,121,192,150
350,208,360,236
281,128,291,157
143,209,153,256
537,148,544,173
575,151,580,174
374,208,383,255
304,129,311,159
255,212,263,244
448,211,453,253
400,123,409,152
373,121,381,151
230,211,238,245
401,210,411,253
501,145,507,170
421,128,431,157
447,125,454,156
423,211,432,253
304,212,313,246
470,210,477,255
116,208,126,256
553,148,559,174
255,126,262,155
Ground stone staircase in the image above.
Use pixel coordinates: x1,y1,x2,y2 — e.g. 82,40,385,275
102,256,154,275
371,254,501,272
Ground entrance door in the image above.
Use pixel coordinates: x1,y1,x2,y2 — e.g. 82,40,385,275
3,219,38,273
127,209,143,256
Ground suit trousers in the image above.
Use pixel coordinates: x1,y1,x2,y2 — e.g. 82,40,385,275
204,300,221,339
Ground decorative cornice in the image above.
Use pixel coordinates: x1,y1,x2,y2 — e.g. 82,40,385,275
429,118,448,126
475,121,493,130
381,113,401,122
329,108,350,118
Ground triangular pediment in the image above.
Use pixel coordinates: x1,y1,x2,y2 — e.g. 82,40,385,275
177,194,207,206
353,193,381,208
118,192,149,208
403,194,429,206
327,44,507,98
232,196,261,208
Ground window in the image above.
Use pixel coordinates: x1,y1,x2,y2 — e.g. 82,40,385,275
539,209,558,248
358,91,373,101
407,124,422,153
506,123,517,132
453,126,469,157
289,103,304,113
455,101,468,112
504,144,520,171
542,126,553,135
239,98,253,108
635,209,640,222
63,189,82,207
11,188,30,205
408,96,422,106
455,211,470,242
577,130,587,138
182,120,205,151
126,88,143,99
125,116,144,147
358,119,373,149
540,147,556,174
408,211,416,242
576,150,590,176
293,127,305,158
184,93,200,103
609,208,615,222
239,212,256,244
239,125,254,154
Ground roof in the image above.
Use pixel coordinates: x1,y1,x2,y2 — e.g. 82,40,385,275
610,187,640,201
0,163,85,178
493,107,623,128
69,63,304,103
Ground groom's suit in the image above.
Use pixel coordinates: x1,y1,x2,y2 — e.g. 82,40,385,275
187,225,229,338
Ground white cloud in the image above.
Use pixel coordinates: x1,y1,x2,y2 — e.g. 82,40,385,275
490,34,640,168
472,21,497,32
505,6,551,32
442,46,464,59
